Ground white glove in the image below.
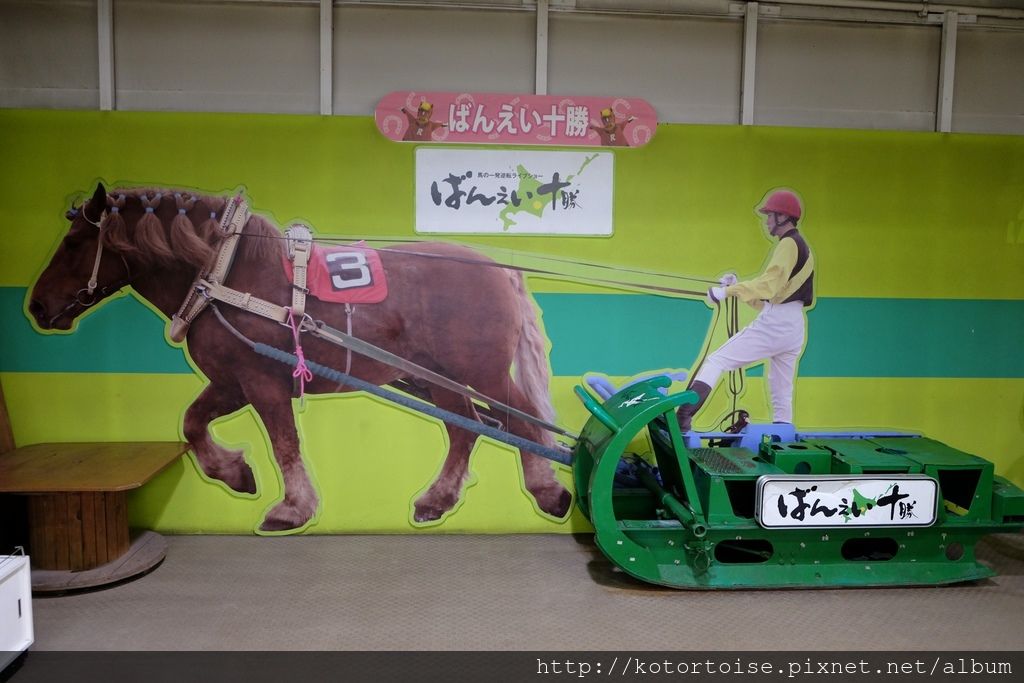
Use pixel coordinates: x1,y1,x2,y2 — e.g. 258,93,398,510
707,286,726,304
719,272,738,287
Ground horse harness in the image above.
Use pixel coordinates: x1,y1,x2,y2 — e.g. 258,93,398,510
165,198,575,440
48,204,133,327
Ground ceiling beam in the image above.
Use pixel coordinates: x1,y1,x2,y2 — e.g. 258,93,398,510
536,0,550,95
321,0,333,115
740,1,758,125
98,0,115,111
937,9,958,132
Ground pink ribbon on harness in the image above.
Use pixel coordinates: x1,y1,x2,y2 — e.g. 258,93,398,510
286,308,314,398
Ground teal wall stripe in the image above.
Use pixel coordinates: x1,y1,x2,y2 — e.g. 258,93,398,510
1,288,192,374
3,287,1023,378
536,294,1024,378
537,292,713,378
802,298,1024,379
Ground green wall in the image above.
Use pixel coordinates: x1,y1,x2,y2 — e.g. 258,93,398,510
2,109,1022,534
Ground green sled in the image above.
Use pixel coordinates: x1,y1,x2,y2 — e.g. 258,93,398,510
572,377,1024,589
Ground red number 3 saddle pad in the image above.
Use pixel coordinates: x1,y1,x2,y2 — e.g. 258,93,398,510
282,243,389,304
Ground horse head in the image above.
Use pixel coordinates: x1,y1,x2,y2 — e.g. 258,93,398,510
29,183,225,331
29,183,131,330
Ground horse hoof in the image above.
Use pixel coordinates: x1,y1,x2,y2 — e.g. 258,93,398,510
412,491,458,523
227,465,257,495
213,466,256,495
259,501,314,533
259,517,300,533
413,502,446,524
194,449,257,495
539,486,573,519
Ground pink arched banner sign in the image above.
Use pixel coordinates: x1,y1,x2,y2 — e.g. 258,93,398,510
375,91,657,148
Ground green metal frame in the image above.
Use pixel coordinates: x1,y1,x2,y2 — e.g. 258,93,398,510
572,378,1024,590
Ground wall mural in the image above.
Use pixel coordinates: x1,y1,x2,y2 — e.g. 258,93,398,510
27,183,572,533
3,110,1022,536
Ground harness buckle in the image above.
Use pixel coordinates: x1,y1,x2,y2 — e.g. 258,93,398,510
280,311,317,334
284,224,314,261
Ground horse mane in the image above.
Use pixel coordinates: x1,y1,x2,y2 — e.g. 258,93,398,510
98,188,282,268
239,213,283,262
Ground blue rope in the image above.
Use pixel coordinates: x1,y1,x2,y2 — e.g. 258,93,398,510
253,343,573,466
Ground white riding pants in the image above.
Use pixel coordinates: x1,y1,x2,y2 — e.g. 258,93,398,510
693,300,806,424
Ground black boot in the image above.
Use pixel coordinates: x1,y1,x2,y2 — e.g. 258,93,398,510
676,380,711,432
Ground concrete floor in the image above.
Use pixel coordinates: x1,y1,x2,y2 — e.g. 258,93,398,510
22,532,1024,651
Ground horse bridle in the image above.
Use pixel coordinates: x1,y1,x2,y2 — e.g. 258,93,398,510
49,202,133,327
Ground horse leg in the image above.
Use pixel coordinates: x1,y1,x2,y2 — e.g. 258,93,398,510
243,381,319,533
482,377,572,520
413,389,480,523
182,382,257,494
518,449,572,520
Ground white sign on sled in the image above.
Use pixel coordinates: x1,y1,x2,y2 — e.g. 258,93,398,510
756,475,938,529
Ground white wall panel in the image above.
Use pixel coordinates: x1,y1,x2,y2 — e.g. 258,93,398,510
333,6,536,115
113,0,319,113
0,0,98,109
548,13,742,124
953,28,1024,134
755,20,940,131
1,1,1023,136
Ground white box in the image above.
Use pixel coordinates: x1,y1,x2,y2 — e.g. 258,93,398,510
0,555,33,671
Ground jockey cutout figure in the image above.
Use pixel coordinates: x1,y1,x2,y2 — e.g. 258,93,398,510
401,101,447,141
589,107,635,147
678,189,815,432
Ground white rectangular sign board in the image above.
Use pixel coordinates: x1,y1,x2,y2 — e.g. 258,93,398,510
415,148,613,235
756,475,938,529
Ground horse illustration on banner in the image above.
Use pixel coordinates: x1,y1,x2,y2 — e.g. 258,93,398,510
28,183,571,532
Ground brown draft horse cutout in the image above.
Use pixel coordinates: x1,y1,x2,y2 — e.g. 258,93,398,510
28,183,572,532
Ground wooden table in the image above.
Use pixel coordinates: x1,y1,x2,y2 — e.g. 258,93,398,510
0,442,189,593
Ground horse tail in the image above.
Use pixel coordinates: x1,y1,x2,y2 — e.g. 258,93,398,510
510,270,557,447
